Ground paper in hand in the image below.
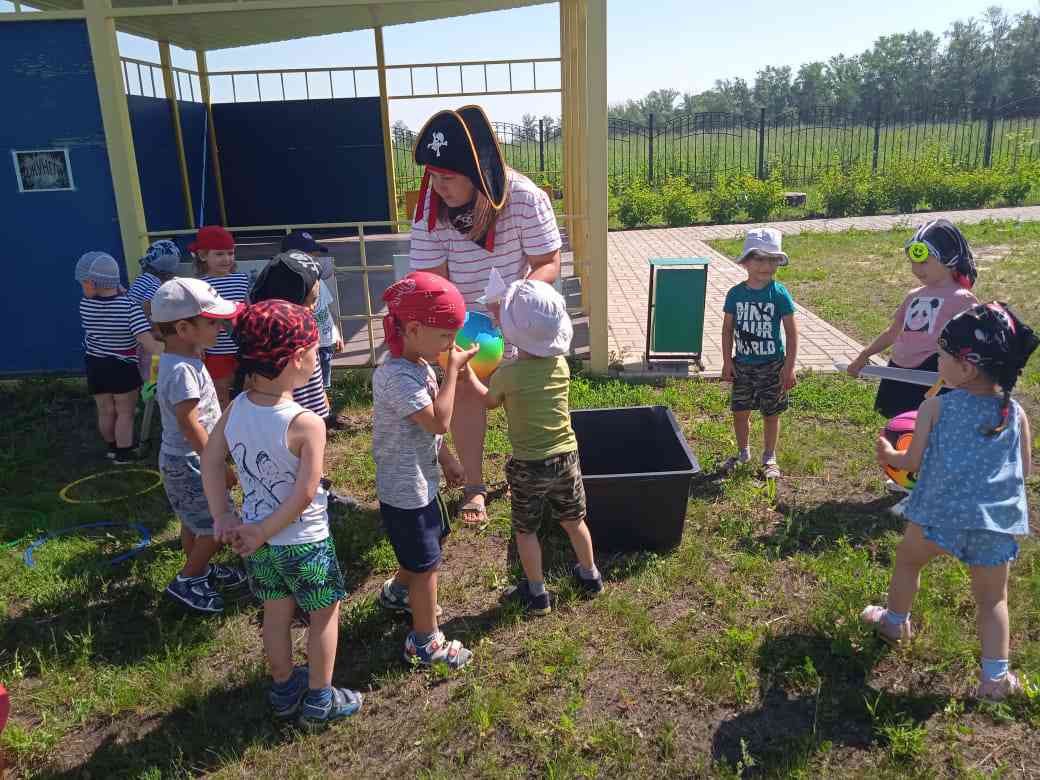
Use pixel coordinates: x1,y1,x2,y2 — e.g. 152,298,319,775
477,267,508,306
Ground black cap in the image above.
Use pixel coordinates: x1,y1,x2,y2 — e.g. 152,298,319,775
250,251,321,306
280,230,328,254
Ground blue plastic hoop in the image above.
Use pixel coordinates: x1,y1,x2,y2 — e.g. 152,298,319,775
23,522,151,568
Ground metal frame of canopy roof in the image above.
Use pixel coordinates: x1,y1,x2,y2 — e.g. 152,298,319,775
2,0,609,371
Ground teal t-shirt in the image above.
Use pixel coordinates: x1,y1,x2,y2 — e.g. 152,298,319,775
723,280,796,365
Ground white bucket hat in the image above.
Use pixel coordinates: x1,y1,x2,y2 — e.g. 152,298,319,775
500,279,573,358
736,227,789,266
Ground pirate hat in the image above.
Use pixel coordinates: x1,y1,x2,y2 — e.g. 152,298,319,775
413,105,507,231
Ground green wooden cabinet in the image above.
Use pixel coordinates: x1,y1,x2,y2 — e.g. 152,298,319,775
646,257,709,368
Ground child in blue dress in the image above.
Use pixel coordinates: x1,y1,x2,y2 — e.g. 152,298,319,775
864,302,1037,701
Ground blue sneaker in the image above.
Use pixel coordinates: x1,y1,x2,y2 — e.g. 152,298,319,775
572,565,605,597
165,574,223,613
209,564,248,590
269,665,309,718
298,686,363,730
502,579,551,616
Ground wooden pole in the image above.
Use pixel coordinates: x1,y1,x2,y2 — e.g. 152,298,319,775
84,0,149,278
585,0,609,373
159,40,195,229
374,27,399,232
196,50,229,225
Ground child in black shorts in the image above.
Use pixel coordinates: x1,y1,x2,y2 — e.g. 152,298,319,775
720,228,799,480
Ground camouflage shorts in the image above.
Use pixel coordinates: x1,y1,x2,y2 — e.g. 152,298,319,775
505,449,587,535
731,359,789,416
245,536,345,612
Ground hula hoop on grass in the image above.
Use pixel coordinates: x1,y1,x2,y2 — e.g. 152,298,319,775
22,521,151,568
58,468,162,505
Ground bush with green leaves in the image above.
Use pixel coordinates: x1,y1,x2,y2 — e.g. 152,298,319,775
617,181,661,229
880,156,929,214
659,177,700,227
741,173,786,222
705,176,743,224
818,164,861,218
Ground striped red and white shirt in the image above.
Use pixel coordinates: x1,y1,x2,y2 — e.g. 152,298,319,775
409,173,562,312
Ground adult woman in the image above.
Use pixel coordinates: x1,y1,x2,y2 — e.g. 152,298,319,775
409,105,562,526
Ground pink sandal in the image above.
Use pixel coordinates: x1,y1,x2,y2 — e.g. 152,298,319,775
860,605,912,646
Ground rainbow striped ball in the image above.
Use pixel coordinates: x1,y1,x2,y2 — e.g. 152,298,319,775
438,311,504,380
882,410,918,490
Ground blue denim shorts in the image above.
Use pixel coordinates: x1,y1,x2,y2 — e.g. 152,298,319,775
160,452,232,536
379,495,450,573
917,523,1019,567
318,346,334,389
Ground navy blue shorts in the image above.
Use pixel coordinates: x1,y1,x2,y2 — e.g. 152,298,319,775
379,495,450,573
318,346,334,389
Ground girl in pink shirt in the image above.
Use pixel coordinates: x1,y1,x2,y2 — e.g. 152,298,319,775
848,220,979,418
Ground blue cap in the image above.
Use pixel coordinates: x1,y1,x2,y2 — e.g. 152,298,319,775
75,251,121,288
140,239,182,274
280,230,328,254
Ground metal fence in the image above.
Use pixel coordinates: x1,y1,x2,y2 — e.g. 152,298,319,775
392,98,1040,199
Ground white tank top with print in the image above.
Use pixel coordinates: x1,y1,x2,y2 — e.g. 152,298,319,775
225,394,329,546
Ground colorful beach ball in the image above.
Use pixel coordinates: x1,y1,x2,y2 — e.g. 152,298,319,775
438,311,504,381
882,410,918,490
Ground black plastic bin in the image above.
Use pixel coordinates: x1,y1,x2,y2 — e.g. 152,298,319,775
571,405,701,552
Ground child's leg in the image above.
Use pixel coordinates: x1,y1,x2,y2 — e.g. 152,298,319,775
113,389,139,447
561,519,595,571
392,568,414,592
181,525,196,561
94,393,116,445
515,532,544,584
732,410,752,453
306,601,341,691
409,569,438,636
262,597,297,684
887,523,945,614
181,532,221,578
970,563,1011,667
763,414,780,459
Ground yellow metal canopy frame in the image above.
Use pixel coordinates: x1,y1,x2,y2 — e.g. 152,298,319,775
3,0,608,371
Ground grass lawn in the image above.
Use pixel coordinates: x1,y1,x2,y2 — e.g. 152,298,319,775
2,222,1040,778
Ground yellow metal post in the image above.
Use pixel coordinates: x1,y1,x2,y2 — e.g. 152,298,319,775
84,0,149,278
585,0,609,373
374,27,399,231
159,40,195,229
196,50,229,226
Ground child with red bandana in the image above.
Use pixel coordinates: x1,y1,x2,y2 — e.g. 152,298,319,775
372,272,478,669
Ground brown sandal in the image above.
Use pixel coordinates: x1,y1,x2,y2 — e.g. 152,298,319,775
460,484,489,528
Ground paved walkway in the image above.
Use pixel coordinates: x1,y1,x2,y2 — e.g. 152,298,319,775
607,205,1040,377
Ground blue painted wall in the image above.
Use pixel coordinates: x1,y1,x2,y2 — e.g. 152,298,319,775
212,97,390,228
1,20,122,374
128,95,219,233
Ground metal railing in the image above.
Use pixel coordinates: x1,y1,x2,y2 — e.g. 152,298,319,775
122,56,201,102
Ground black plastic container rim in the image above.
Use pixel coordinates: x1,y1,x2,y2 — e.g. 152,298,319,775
572,405,701,480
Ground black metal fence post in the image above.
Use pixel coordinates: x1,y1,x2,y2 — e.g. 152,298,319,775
538,119,545,173
757,107,767,179
983,97,997,168
872,105,882,174
648,113,655,184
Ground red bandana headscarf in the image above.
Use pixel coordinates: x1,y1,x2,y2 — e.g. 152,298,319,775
382,272,466,358
234,300,319,380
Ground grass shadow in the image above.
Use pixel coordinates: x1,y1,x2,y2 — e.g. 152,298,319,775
749,496,907,559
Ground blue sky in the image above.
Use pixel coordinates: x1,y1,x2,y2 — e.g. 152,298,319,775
115,0,1039,129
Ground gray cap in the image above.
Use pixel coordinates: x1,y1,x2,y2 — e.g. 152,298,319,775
152,277,243,323
140,239,182,274
75,251,121,288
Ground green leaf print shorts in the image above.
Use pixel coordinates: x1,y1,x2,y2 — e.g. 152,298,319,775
245,537,346,612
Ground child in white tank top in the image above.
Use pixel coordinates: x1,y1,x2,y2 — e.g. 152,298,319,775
202,299,362,727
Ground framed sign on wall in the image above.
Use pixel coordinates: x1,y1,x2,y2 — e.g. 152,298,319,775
12,148,75,192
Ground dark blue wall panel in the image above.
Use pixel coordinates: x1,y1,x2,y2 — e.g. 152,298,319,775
212,97,389,227
128,95,219,232
1,20,122,374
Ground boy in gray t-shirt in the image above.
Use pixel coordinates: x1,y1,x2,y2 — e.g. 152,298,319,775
152,278,247,614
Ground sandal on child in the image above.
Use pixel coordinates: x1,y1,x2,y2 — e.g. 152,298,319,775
762,460,782,481
860,605,911,646
976,671,1022,702
269,665,309,718
459,484,489,528
404,631,473,669
377,578,443,617
297,686,363,729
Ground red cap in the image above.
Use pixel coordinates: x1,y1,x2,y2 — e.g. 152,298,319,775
188,225,234,252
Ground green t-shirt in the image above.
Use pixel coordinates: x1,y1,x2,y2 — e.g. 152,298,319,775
487,356,578,461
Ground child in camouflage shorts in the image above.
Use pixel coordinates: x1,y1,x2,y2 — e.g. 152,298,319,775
471,279,603,615
202,299,361,728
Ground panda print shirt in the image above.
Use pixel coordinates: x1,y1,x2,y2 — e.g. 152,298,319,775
891,283,978,368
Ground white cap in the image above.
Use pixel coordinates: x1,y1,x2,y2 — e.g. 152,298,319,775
500,279,573,358
737,227,789,266
151,277,244,323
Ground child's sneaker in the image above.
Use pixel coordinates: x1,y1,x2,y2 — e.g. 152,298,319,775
718,454,750,476
166,574,224,613
859,605,911,646
977,671,1022,702
112,448,139,465
404,631,473,669
762,458,781,480
209,564,248,590
269,665,309,718
572,564,604,597
503,579,552,616
376,578,442,616
297,686,363,729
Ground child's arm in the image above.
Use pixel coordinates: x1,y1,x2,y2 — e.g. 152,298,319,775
781,313,798,389
409,345,479,435
175,398,209,454
1020,407,1033,479
201,408,241,542
848,311,902,376
465,367,505,410
230,411,325,557
876,396,939,472
721,313,736,382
